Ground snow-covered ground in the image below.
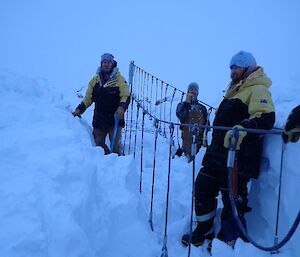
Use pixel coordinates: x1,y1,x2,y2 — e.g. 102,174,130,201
0,68,299,257
1,0,300,256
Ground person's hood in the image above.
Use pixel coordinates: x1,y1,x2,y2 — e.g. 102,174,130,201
242,67,272,88
96,66,119,81
225,67,272,98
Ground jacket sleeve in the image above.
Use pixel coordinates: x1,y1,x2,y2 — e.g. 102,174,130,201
176,102,190,122
76,76,97,114
117,75,130,110
240,85,275,130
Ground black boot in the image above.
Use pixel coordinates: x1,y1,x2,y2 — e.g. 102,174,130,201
174,147,183,157
181,228,214,247
181,233,204,247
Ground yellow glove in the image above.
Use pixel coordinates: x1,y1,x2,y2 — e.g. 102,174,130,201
282,128,300,143
224,125,247,150
115,106,125,120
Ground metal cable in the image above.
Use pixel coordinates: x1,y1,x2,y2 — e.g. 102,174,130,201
176,92,185,148
123,61,135,155
160,81,164,134
150,76,154,117
272,141,286,253
127,65,138,155
131,63,215,110
128,68,298,252
149,119,159,231
146,73,150,112
155,78,159,118
140,110,146,193
133,104,140,159
163,84,169,138
131,97,284,135
161,123,175,257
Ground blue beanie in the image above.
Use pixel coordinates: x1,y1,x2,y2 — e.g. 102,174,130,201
229,51,256,68
101,53,114,62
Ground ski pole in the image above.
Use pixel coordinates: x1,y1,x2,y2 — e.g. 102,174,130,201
110,113,119,153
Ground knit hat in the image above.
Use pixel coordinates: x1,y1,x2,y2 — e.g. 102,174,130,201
187,82,199,93
101,53,114,62
229,51,257,69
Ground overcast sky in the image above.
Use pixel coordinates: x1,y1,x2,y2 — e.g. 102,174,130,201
1,0,299,104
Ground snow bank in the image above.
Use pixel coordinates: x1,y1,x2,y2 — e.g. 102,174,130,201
0,70,299,257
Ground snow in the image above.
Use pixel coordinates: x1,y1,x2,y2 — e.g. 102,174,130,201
1,0,300,256
0,66,299,257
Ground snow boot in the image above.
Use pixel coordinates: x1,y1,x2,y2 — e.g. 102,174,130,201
174,147,183,157
181,230,214,247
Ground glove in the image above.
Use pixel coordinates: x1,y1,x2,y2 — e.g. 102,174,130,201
115,106,125,120
184,93,193,104
282,105,300,143
72,108,82,118
282,128,300,143
224,125,247,150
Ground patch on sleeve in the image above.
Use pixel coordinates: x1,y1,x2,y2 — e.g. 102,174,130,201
260,99,268,104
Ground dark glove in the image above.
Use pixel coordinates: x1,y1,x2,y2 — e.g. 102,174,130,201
72,108,82,118
224,125,247,150
282,105,300,143
282,128,300,143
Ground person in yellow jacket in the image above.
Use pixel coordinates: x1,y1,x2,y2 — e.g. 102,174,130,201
182,51,275,248
72,53,130,155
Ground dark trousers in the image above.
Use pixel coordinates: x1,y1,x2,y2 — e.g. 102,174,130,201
194,163,250,242
93,127,122,155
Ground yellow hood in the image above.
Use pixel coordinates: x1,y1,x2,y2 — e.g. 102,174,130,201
226,67,272,99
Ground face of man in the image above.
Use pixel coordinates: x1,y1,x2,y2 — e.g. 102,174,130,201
101,60,114,74
188,87,198,98
230,65,246,83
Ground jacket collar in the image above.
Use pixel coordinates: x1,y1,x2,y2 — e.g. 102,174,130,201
97,67,119,81
225,67,271,98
